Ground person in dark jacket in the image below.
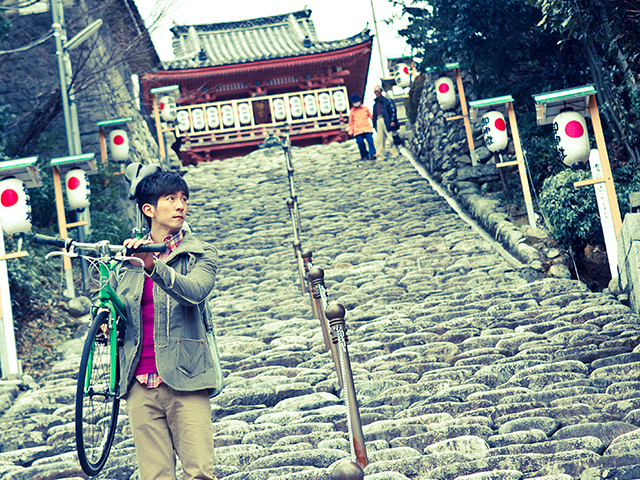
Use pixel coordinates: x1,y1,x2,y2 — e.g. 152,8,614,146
372,85,400,158
115,171,220,480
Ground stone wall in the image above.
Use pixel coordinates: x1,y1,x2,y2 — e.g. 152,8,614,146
409,74,575,279
616,214,640,312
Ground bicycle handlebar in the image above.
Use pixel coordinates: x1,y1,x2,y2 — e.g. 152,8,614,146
34,234,167,254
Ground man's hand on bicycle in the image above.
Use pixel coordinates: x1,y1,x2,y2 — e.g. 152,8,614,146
123,238,157,272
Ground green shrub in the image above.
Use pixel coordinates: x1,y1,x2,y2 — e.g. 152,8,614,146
538,169,605,254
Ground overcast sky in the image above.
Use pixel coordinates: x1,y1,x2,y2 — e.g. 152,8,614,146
132,0,412,101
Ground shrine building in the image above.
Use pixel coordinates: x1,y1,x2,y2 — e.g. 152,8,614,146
139,9,373,164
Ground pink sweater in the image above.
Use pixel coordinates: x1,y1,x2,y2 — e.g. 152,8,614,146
134,277,157,376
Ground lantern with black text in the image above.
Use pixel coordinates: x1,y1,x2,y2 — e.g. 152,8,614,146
159,96,177,122
435,77,456,110
480,111,508,152
0,178,32,235
109,129,129,161
395,63,411,87
552,110,590,166
65,169,90,210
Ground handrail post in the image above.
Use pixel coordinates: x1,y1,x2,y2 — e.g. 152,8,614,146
292,238,307,295
325,302,367,469
302,250,323,333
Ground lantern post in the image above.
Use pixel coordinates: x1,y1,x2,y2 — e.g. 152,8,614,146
50,153,98,298
97,117,133,171
150,85,180,170
469,95,536,228
0,157,42,377
426,63,477,166
533,85,622,276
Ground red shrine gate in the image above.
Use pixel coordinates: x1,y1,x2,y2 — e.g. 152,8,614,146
139,10,373,164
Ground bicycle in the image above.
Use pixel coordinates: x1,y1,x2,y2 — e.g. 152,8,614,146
34,234,165,476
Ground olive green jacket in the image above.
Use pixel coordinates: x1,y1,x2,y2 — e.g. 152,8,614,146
113,231,221,398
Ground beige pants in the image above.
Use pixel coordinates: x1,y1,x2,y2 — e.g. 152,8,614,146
126,380,215,480
374,117,400,158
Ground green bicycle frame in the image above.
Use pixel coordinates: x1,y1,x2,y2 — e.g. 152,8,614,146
85,261,128,397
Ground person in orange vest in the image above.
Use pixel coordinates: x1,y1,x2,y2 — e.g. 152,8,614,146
348,93,376,160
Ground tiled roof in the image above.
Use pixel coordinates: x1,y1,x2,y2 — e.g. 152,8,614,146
164,9,372,70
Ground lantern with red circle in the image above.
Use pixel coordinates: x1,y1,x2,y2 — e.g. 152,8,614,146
0,178,32,235
552,110,590,166
395,63,411,87
480,111,509,152
65,169,90,210
273,98,286,121
109,129,129,161
435,77,456,110
159,96,177,122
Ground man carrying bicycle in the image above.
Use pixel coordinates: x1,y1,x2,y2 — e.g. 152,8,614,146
114,170,220,480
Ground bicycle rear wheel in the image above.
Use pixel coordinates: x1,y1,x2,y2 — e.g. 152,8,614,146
75,309,120,476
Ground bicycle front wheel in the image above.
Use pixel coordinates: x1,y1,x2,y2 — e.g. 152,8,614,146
75,309,120,476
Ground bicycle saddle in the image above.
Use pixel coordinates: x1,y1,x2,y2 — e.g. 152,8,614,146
124,163,161,200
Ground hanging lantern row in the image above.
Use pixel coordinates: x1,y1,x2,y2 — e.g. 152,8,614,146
171,89,348,133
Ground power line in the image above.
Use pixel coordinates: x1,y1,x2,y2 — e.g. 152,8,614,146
0,30,53,55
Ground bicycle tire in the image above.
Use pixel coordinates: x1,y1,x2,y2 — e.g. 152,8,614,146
75,309,120,476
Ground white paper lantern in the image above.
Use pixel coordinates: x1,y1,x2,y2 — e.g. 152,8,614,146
109,129,129,161
553,111,590,166
304,95,317,116
238,103,251,125
206,107,220,129
318,93,332,114
395,63,411,87
272,98,286,121
333,91,347,112
192,108,205,130
435,77,456,110
159,96,177,122
0,178,32,235
177,111,190,132
65,169,90,210
480,111,509,152
221,105,235,127
290,97,303,118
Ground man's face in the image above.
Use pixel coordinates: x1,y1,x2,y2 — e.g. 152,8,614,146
146,191,188,234
374,89,382,97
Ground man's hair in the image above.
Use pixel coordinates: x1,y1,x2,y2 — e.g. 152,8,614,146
136,171,189,228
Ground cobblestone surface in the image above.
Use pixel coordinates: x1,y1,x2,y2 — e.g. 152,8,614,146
1,140,639,480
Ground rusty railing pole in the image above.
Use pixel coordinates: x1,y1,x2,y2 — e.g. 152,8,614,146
325,302,367,469
308,266,343,388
